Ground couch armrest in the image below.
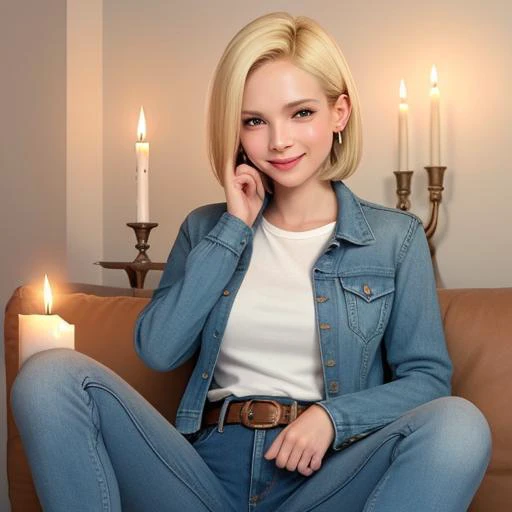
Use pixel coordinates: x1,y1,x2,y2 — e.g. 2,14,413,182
438,287,512,511
4,282,192,512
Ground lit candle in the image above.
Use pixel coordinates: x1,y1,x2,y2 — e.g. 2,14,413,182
398,79,409,171
135,106,150,222
18,275,75,368
430,65,441,166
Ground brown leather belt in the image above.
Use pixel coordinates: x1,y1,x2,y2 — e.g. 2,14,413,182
202,399,311,429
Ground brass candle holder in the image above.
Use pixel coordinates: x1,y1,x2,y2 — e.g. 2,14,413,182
126,222,159,263
94,222,165,289
393,166,447,255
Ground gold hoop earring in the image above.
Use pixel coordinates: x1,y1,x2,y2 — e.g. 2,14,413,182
337,131,342,145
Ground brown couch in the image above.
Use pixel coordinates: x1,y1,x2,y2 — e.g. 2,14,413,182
4,282,512,511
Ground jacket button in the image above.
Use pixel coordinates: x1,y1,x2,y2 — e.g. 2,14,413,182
326,359,336,367
319,322,331,330
316,296,329,303
363,284,372,296
329,381,339,393
223,290,230,296
240,239,247,246
201,372,209,379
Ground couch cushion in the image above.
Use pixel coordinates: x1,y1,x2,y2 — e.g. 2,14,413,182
5,284,512,511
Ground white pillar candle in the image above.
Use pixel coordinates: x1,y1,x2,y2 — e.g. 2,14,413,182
430,65,441,166
18,314,75,368
18,275,75,368
135,106,150,223
398,79,409,171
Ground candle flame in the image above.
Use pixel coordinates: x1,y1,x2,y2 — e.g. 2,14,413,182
137,106,146,141
430,65,438,87
399,79,407,100
43,274,52,315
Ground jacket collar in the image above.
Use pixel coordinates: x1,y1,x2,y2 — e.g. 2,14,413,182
331,180,375,245
254,180,375,246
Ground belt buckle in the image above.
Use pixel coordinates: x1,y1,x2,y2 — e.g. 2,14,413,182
240,399,282,429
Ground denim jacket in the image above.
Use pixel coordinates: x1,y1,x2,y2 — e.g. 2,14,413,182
134,180,453,451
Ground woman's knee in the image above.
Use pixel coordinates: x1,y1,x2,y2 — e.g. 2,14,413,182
11,348,91,415
426,396,492,467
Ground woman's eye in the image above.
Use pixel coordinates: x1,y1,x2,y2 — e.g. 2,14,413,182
242,109,314,127
243,118,263,127
294,109,314,118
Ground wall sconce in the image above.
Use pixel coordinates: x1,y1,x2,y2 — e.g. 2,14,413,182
395,67,446,256
394,166,446,255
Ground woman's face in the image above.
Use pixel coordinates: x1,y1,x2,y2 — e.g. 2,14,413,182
239,58,350,191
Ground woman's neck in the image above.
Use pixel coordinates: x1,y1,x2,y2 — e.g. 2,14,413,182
264,180,338,231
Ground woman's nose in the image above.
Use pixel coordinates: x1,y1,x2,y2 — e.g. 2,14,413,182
269,123,293,152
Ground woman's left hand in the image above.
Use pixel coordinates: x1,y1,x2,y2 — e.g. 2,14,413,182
264,405,335,476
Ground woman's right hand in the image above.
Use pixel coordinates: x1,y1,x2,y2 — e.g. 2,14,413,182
224,160,267,228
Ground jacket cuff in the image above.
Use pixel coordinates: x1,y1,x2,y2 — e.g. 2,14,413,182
204,212,253,257
316,400,375,451
313,402,341,450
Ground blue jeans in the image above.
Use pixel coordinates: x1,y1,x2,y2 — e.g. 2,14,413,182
11,348,491,511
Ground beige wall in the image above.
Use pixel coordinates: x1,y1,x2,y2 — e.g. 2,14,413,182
67,1,103,284
1,0,511,509
0,1,67,509
101,0,512,290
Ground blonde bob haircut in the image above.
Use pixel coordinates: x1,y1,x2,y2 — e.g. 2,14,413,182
206,11,363,187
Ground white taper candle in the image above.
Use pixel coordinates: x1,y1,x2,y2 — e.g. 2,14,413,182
430,66,441,166
136,106,150,222
398,79,409,171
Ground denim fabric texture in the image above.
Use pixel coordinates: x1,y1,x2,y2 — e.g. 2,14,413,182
11,180,490,511
134,180,453,450
10,349,491,512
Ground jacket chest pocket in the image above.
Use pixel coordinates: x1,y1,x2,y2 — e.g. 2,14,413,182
339,274,395,343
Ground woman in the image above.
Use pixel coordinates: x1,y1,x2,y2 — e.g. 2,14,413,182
11,11,491,511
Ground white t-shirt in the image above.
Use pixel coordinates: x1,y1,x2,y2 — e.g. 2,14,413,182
207,215,336,402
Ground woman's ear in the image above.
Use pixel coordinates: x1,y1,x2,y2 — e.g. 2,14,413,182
333,93,352,132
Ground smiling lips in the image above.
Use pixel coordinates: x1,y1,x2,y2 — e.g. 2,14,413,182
268,154,305,170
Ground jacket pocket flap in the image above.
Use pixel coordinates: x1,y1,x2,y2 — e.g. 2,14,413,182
340,275,395,302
